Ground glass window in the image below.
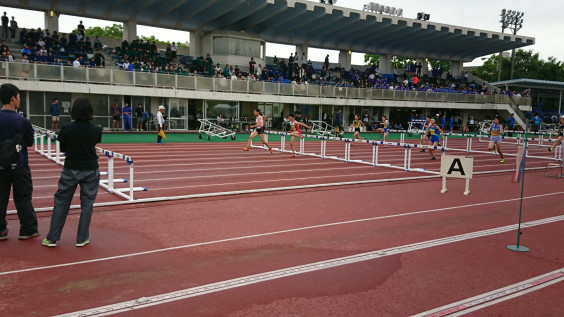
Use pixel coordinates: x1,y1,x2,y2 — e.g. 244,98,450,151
205,100,237,120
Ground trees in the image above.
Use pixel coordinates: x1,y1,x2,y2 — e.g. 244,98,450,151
475,50,564,82
81,23,188,47
364,54,451,72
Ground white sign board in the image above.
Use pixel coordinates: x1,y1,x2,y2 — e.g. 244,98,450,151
440,155,474,195
440,155,474,179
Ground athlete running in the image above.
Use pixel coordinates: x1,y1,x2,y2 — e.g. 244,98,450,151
488,116,505,163
428,119,444,160
548,115,564,153
287,114,312,157
376,115,391,142
351,114,366,140
420,115,432,152
243,109,273,153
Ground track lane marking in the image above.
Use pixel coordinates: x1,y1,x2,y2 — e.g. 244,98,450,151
54,215,564,317
3,191,564,277
412,269,564,317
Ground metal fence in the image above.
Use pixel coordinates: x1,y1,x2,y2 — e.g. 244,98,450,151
0,61,531,106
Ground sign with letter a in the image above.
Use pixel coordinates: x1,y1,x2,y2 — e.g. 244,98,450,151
440,155,474,195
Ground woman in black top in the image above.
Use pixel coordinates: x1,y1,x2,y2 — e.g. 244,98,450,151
43,98,102,247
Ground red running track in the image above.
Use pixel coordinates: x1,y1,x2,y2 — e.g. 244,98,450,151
10,138,558,211
1,155,563,316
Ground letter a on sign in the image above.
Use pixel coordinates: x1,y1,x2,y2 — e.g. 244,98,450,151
447,158,465,176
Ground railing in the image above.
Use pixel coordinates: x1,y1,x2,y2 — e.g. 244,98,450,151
0,61,532,105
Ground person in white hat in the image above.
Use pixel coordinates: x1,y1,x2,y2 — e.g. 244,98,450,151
548,115,564,153
156,105,166,145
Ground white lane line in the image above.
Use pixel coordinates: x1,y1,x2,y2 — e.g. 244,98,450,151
9,174,439,213
54,215,564,317
4,191,564,276
412,269,564,317
21,167,401,190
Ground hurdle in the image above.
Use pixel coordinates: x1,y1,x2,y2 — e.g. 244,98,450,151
96,147,147,201
250,130,443,174
32,125,147,201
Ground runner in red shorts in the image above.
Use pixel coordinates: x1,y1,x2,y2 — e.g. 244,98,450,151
287,114,311,157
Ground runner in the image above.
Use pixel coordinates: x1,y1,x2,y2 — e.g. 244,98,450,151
287,114,312,157
420,115,432,152
351,114,366,140
488,116,505,163
548,115,564,152
243,109,273,153
376,115,390,142
428,119,444,160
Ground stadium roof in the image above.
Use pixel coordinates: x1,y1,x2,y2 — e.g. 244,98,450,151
1,0,535,61
491,79,564,91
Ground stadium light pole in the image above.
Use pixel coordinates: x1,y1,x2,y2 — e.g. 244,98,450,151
498,9,524,81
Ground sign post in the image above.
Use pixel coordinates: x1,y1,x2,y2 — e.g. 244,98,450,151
440,155,474,195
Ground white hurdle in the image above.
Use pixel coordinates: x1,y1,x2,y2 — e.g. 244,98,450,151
32,125,147,201
250,130,443,175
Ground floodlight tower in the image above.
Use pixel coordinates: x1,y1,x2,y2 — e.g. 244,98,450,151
498,9,524,81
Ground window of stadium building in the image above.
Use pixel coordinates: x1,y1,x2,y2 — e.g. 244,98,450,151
205,100,238,120
213,37,263,58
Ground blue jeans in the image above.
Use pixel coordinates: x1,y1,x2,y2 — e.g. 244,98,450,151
46,168,100,243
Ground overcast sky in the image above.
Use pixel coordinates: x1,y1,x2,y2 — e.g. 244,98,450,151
1,0,561,66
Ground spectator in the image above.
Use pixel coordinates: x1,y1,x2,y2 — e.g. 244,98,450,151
249,57,256,75
301,53,307,68
0,83,39,241
324,54,329,70
533,114,542,133
93,36,102,51
171,41,178,64
122,102,132,132
42,97,102,248
111,99,121,131
93,49,105,67
1,12,8,39
507,113,515,136
77,21,85,38
9,16,17,41
50,98,60,130
72,57,81,67
135,104,144,131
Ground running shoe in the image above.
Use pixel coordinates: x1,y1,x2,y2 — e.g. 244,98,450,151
500,158,505,163
243,147,250,151
0,228,7,241
420,149,425,152
548,148,553,152
291,154,296,158
76,240,90,247
430,157,437,160
269,148,273,153
19,231,39,240
42,238,56,247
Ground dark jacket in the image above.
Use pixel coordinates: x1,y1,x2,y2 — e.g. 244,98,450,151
0,109,34,169
58,121,102,171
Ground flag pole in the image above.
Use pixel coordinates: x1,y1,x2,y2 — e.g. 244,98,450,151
507,118,529,252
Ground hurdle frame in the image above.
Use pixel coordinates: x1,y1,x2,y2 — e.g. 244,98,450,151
32,125,147,201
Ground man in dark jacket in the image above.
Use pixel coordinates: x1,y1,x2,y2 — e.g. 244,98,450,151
0,83,39,240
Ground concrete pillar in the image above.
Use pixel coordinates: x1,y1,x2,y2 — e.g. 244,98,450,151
379,54,392,74
339,50,352,70
189,30,202,57
123,21,137,42
44,11,59,33
383,107,390,120
296,43,308,64
451,60,464,79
